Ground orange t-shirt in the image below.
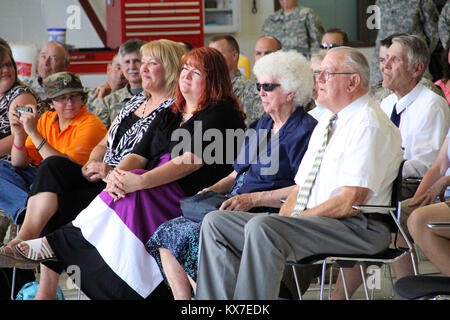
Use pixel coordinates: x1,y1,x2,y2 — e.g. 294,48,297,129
25,105,107,166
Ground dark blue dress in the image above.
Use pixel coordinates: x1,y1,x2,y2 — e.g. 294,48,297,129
146,107,317,282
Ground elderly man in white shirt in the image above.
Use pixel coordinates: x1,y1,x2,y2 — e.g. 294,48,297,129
195,47,403,300
338,34,450,300
380,35,449,192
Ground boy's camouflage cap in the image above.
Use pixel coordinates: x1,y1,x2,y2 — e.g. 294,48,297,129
43,72,84,99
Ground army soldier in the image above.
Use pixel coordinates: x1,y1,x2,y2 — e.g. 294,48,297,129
86,54,127,126
95,39,146,128
209,35,265,126
260,0,324,59
439,1,449,47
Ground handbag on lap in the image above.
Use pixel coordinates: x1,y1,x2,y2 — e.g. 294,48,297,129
179,191,230,223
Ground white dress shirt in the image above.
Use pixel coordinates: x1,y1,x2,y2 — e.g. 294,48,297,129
295,94,403,209
308,101,328,121
380,83,450,178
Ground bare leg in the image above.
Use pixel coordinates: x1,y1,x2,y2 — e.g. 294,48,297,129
8,192,58,245
330,265,363,300
390,234,417,278
408,202,450,276
159,248,192,300
34,264,61,300
188,275,196,295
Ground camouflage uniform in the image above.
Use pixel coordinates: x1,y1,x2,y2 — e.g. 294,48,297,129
369,77,446,104
439,1,449,47
22,75,46,99
260,6,324,58
232,71,265,126
92,84,142,128
370,0,440,85
84,87,113,127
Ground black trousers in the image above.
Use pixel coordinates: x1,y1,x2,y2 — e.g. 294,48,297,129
27,156,106,236
26,156,105,273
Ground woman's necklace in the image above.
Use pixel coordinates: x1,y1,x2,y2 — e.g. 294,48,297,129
142,98,150,117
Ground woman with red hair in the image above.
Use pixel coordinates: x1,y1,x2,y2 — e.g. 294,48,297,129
10,46,246,300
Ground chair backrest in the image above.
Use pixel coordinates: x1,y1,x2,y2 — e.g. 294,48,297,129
391,159,406,208
384,159,406,233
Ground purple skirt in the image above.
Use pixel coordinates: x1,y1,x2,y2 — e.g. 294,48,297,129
69,153,185,298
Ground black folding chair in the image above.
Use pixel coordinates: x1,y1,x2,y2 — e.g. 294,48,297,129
286,160,418,300
394,222,450,300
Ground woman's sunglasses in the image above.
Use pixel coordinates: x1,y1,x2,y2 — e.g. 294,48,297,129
256,83,281,92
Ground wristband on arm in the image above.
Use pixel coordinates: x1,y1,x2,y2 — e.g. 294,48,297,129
36,138,47,151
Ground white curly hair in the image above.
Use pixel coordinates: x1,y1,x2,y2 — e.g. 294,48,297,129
253,50,313,107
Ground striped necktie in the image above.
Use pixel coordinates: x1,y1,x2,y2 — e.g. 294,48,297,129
292,113,337,216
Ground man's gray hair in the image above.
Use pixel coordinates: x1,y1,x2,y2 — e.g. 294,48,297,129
253,50,313,107
328,46,370,87
119,38,147,59
392,34,429,79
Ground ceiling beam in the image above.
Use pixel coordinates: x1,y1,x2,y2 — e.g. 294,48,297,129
78,0,107,46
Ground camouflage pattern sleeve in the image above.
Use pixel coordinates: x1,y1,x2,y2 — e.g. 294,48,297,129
231,72,265,126
85,87,111,128
421,0,440,53
439,1,450,47
96,86,134,129
304,7,325,55
260,10,280,38
242,83,266,126
260,7,324,58
22,75,46,100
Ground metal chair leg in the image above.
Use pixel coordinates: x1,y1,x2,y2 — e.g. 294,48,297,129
328,265,333,300
339,267,349,300
10,266,16,300
359,264,370,300
319,261,327,300
10,223,20,300
291,265,302,300
386,264,395,298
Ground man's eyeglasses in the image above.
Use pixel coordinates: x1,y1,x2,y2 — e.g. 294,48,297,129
52,93,82,103
321,43,340,50
256,83,281,92
314,71,355,81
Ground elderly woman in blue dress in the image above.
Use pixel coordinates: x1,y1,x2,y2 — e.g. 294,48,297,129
147,50,318,299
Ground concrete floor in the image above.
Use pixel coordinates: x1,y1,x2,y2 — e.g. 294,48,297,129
58,248,444,301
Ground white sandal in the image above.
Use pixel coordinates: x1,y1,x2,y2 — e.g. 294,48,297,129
14,238,56,262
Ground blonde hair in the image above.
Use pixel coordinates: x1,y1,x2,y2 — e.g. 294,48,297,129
140,39,187,97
